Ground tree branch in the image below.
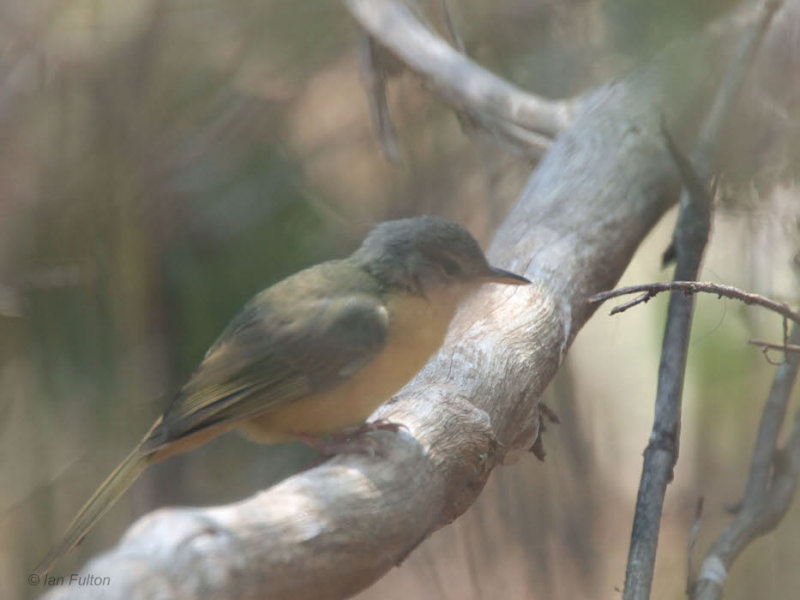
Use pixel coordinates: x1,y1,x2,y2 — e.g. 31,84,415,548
748,339,800,354
41,3,785,599
691,323,800,600
588,280,800,327
619,3,783,598
347,0,571,158
357,31,402,163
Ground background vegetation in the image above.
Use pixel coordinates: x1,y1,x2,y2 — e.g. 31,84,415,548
1,1,798,598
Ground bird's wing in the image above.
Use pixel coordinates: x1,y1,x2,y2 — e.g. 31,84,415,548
142,294,390,451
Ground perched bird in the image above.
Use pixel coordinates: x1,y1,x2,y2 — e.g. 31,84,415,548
34,215,529,574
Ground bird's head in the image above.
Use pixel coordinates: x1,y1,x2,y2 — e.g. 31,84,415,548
352,216,529,296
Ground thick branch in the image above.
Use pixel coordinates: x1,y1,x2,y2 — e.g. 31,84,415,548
43,5,776,600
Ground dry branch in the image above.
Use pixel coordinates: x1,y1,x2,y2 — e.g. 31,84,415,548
748,339,800,354
620,3,781,598
692,324,800,600
357,31,402,163
42,3,784,600
589,280,800,326
348,0,571,158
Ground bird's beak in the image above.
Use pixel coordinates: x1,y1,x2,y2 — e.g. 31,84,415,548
482,266,530,285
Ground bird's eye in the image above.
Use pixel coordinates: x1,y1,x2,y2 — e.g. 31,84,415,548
440,257,461,277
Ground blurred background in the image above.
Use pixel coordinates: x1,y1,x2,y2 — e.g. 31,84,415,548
2,1,799,599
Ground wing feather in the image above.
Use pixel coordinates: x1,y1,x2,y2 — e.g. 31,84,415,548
143,292,389,450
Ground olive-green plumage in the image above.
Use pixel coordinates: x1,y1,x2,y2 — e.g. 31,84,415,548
34,215,529,575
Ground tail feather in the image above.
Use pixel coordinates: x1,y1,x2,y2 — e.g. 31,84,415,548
33,448,150,576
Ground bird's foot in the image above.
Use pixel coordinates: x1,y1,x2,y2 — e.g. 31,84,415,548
295,419,406,460
330,419,406,442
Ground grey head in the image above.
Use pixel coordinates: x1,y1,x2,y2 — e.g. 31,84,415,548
352,216,529,294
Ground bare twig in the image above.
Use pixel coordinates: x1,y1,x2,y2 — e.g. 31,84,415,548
346,0,572,158
686,497,705,595
357,0,471,162
783,313,790,347
748,339,800,353
742,325,800,516
691,323,800,600
622,127,712,600
357,30,402,163
750,339,796,366
433,0,465,53
620,2,782,598
588,281,800,326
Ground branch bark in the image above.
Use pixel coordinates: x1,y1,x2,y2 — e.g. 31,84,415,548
692,324,800,599
589,280,800,327
620,3,782,598
42,3,786,599
348,0,571,158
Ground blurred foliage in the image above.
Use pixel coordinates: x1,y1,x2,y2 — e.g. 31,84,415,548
1,1,799,600
604,0,738,56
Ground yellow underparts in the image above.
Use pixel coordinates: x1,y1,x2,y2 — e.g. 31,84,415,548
237,285,471,443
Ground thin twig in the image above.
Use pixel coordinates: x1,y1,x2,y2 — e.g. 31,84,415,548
433,0,465,53
346,0,572,158
691,323,800,600
742,325,800,507
750,339,794,366
783,313,789,347
748,339,800,353
686,497,705,595
588,281,800,326
620,2,782,598
357,30,402,163
621,129,712,600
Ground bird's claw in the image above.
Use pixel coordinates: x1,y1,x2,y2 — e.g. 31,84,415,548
295,419,406,461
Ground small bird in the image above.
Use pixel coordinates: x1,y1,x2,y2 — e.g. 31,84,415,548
34,215,529,575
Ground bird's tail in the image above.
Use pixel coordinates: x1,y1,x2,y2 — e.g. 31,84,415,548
33,447,151,576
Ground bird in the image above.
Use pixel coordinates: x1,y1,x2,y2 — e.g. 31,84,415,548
33,215,529,575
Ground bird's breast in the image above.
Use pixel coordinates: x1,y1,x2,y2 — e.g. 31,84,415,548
238,291,458,442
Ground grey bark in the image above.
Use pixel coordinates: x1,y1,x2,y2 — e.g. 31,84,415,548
43,2,778,599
